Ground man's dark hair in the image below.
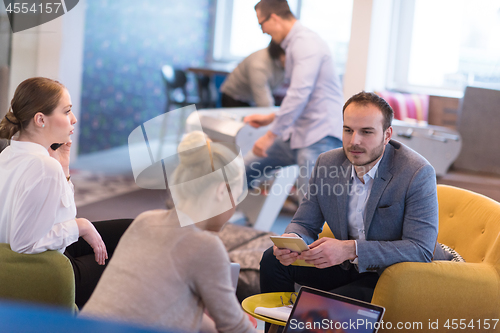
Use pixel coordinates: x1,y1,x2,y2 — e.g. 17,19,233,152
268,40,285,60
343,91,394,131
255,0,295,20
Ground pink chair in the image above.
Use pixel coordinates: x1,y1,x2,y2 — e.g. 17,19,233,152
376,91,429,123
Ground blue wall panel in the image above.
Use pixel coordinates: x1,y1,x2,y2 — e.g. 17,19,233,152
79,0,214,154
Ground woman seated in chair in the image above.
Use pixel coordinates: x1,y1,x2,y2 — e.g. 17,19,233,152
81,131,256,333
0,77,131,308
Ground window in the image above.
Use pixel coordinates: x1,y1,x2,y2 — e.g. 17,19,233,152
213,0,299,61
390,0,500,94
228,0,272,58
213,0,353,74
299,0,353,73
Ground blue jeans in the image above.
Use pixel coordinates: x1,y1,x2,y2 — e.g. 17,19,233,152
244,136,342,203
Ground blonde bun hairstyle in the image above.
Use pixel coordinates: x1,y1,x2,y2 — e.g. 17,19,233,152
171,131,244,201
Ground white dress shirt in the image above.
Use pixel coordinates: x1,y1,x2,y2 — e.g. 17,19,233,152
0,140,79,254
348,160,381,263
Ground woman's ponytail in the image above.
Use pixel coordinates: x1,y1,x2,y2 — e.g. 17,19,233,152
0,108,21,139
0,77,65,139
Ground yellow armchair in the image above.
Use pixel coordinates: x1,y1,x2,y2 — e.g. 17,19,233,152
371,185,500,332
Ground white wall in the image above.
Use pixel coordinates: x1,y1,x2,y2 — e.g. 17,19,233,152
343,0,395,100
8,0,86,161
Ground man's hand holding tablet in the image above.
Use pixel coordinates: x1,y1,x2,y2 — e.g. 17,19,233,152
270,234,311,266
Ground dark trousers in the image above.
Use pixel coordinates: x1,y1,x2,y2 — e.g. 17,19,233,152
64,218,133,309
221,93,251,107
260,246,379,332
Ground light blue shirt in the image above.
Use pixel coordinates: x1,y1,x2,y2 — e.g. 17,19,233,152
270,21,344,149
348,159,381,263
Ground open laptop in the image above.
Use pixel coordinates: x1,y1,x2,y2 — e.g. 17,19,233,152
284,286,385,333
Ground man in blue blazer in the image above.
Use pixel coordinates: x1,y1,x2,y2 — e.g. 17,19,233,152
260,92,439,303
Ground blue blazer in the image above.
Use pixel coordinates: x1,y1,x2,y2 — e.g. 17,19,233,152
285,140,439,274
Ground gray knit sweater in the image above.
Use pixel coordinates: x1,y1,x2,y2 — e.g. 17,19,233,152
80,209,255,333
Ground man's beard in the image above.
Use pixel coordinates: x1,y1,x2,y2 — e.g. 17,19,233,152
343,141,385,167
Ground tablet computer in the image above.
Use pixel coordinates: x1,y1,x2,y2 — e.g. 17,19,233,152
270,236,314,267
270,236,309,253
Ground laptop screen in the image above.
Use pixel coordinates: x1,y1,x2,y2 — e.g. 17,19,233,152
229,262,240,290
284,286,385,333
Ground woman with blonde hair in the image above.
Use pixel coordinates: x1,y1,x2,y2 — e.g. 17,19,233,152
81,131,256,333
0,77,131,308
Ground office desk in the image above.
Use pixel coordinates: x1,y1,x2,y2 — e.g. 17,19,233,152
187,62,237,76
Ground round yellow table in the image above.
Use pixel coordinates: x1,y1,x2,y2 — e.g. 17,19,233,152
242,292,293,333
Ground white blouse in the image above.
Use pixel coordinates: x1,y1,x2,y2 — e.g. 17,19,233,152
0,140,79,253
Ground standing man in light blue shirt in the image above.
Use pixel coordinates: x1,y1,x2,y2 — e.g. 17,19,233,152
244,0,344,201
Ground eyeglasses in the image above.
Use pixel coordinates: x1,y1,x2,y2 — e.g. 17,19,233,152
258,15,271,28
280,292,298,308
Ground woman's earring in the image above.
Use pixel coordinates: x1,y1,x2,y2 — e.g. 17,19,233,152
42,124,45,128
